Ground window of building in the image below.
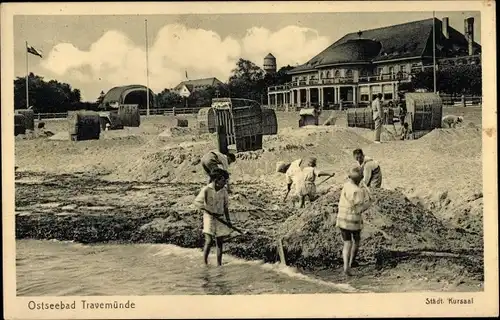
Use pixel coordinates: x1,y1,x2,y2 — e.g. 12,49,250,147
360,94,370,101
325,71,330,78
346,69,353,78
389,66,394,75
384,93,393,100
377,67,383,75
334,70,340,78
400,65,406,73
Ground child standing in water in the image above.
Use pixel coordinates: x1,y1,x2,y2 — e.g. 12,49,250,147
193,168,232,266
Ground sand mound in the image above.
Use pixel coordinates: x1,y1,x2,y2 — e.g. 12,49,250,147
419,127,481,142
276,188,482,270
417,127,482,158
14,130,55,140
48,132,70,141
159,127,198,138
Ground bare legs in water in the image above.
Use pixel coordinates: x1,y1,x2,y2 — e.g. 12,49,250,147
203,234,225,266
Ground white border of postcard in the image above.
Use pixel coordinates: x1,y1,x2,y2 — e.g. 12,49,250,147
2,1,498,319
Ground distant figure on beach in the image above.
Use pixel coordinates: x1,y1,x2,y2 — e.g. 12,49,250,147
398,100,407,124
372,93,383,143
442,115,464,128
384,101,394,124
336,166,373,276
294,157,335,208
200,150,236,192
353,149,382,189
193,168,232,267
400,122,412,140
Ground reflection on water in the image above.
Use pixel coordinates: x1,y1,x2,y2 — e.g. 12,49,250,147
17,240,356,296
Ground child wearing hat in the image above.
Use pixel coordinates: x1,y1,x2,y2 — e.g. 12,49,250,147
193,167,232,266
336,166,373,276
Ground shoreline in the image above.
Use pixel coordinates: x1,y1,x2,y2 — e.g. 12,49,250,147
15,171,484,291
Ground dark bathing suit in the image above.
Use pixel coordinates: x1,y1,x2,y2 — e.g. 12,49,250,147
340,228,361,241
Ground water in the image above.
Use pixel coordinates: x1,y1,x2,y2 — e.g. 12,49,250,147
16,240,361,296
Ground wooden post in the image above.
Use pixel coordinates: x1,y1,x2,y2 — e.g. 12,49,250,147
277,238,287,265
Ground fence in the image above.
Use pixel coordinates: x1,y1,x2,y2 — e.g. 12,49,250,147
439,94,482,107
33,107,204,120
268,94,482,112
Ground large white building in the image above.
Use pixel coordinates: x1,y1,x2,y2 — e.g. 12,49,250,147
267,17,481,109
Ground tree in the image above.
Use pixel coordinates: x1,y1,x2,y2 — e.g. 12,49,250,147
13,73,83,112
157,89,183,108
409,64,482,95
229,58,265,83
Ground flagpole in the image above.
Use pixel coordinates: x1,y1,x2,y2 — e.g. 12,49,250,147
145,19,150,116
432,11,437,93
25,41,29,108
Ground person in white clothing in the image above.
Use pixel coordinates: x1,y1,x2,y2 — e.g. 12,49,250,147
372,93,383,143
294,157,335,208
442,115,464,128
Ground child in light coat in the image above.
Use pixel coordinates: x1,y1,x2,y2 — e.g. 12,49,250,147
336,167,373,276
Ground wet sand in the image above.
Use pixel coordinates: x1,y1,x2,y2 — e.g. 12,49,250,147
15,107,483,292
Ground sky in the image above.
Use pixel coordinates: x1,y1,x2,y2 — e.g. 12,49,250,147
13,11,481,101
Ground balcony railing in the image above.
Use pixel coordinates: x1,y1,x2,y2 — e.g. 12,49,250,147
268,72,411,92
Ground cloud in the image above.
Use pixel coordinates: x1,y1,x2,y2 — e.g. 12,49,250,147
242,25,330,68
40,24,330,98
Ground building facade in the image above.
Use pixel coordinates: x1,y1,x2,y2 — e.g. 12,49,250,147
267,17,481,109
174,77,223,97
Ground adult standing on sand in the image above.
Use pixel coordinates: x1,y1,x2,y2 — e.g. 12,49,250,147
372,93,383,143
193,168,232,266
353,149,382,189
336,166,373,276
200,150,236,192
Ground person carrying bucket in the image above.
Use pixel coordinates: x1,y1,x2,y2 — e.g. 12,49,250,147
193,168,233,267
336,166,373,276
200,150,236,192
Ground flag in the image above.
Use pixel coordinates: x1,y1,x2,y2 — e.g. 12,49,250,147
185,70,188,80
27,45,43,58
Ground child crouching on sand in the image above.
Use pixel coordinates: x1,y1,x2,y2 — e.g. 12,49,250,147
295,157,335,208
336,167,373,276
193,168,232,266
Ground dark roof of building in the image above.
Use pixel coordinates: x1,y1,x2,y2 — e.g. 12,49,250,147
101,85,155,107
174,77,223,91
265,53,276,59
289,18,481,74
